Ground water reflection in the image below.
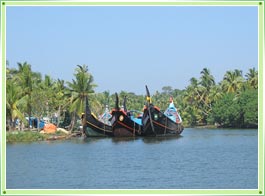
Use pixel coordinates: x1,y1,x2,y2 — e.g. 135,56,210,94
82,137,110,144
142,135,183,144
111,137,141,144
81,135,183,144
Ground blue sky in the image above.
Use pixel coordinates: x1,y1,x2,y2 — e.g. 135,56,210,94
6,6,258,94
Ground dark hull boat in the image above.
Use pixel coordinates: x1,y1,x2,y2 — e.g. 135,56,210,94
82,96,113,137
142,85,184,136
110,93,142,137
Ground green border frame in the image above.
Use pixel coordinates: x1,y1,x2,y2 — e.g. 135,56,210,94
1,1,264,195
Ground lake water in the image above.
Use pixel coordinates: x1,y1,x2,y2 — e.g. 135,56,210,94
6,128,258,189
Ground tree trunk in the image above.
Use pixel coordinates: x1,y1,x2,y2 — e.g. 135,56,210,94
28,93,32,130
37,117,41,132
7,118,12,131
68,112,76,133
56,105,61,127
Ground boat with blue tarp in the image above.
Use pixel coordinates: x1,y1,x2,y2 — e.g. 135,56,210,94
110,93,142,137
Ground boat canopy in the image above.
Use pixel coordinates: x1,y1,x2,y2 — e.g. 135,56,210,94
130,116,142,125
164,102,182,123
99,105,112,125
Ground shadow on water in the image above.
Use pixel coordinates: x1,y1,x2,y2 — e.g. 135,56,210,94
142,135,183,144
82,136,111,144
81,135,184,144
111,137,142,144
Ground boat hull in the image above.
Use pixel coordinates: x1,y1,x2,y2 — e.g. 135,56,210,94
83,114,113,137
110,110,142,137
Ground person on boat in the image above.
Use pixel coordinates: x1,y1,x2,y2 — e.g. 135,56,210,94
169,96,175,109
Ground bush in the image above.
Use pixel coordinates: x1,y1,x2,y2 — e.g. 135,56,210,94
209,89,258,128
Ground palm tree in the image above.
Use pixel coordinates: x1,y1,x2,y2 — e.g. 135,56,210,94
6,81,25,130
200,68,215,91
221,69,244,93
199,68,216,111
245,67,258,89
209,85,223,103
67,65,97,131
15,62,34,128
53,79,67,127
103,90,110,106
39,75,56,118
14,62,41,128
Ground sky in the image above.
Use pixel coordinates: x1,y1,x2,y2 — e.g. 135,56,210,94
6,5,258,95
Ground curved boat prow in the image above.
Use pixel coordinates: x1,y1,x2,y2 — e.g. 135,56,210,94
85,96,92,116
115,92,120,111
144,85,156,136
83,95,113,137
145,85,151,104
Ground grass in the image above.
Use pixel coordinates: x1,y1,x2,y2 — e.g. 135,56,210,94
6,130,69,143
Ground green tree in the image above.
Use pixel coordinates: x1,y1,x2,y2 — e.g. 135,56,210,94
245,67,258,89
67,65,97,131
162,86,173,95
6,81,25,130
200,68,215,91
238,89,258,128
210,93,242,127
31,86,48,131
221,69,244,93
53,79,68,127
14,62,41,128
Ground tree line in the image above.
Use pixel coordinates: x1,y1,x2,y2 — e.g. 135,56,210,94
6,62,258,131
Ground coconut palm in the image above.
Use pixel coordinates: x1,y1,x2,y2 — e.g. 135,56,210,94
245,67,258,89
52,79,68,126
67,65,97,131
209,85,223,103
221,69,245,93
6,81,26,130
14,62,42,128
200,68,215,91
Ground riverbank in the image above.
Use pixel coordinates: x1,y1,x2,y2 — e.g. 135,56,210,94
6,130,82,143
185,124,218,129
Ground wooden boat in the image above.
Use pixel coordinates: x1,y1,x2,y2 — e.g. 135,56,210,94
142,85,184,136
110,93,142,137
82,96,113,137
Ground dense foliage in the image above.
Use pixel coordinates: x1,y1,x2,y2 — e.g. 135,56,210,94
6,62,258,131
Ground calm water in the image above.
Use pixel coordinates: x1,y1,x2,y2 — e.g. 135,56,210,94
6,128,258,189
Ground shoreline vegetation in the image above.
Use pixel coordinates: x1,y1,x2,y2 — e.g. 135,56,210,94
6,62,258,142
6,126,258,143
6,129,82,143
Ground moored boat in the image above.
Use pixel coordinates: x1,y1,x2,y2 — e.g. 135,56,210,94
110,93,142,137
142,85,184,136
82,96,113,137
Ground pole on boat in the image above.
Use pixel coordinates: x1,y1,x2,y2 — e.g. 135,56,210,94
145,85,156,136
115,93,120,111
